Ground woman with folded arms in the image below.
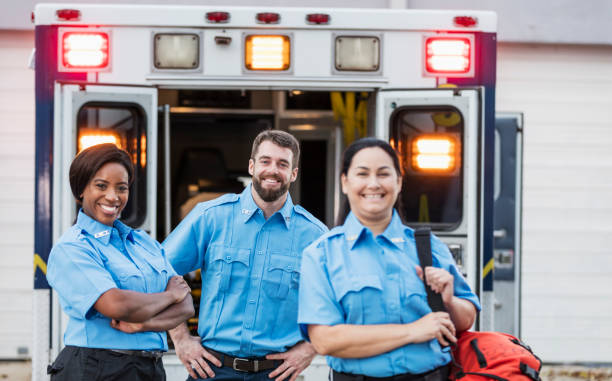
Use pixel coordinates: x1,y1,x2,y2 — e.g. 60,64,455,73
298,138,480,381
47,143,194,380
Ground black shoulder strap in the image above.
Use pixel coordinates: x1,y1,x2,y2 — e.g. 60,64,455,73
414,227,446,313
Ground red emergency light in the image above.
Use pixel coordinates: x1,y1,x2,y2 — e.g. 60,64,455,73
206,11,230,23
306,13,330,25
56,9,81,21
256,12,280,24
62,32,109,69
425,37,471,74
453,16,478,28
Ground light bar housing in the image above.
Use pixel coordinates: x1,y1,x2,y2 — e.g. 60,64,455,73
244,35,291,71
423,34,475,78
334,35,380,72
153,33,200,69
78,131,121,153
59,30,110,71
411,134,461,175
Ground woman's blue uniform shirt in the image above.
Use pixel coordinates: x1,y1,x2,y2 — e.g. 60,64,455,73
163,185,327,358
47,210,177,350
298,211,481,378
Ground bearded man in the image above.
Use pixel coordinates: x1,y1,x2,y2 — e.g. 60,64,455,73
164,130,327,381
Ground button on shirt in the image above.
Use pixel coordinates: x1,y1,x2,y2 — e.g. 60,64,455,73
163,185,327,358
47,210,177,350
298,211,480,378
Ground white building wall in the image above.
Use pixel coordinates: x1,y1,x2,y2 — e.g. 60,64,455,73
0,30,35,359
497,42,612,362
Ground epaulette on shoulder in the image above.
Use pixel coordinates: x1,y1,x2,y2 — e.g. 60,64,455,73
293,205,327,232
308,225,344,248
194,193,240,214
326,225,345,239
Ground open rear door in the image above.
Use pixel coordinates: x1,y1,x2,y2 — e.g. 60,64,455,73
376,88,487,328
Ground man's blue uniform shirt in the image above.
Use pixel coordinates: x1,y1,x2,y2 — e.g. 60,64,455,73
47,210,177,350
163,185,327,358
298,211,481,377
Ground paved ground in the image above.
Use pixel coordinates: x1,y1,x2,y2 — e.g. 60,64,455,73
541,366,612,381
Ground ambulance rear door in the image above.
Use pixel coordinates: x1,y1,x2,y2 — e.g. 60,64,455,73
376,88,484,314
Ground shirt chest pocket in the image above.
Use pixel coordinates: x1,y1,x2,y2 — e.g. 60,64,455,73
335,275,384,324
262,254,300,300
209,245,251,294
108,254,169,293
401,273,431,319
145,254,170,293
107,261,145,292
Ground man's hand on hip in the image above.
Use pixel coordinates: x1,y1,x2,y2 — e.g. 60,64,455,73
266,341,317,381
174,335,222,379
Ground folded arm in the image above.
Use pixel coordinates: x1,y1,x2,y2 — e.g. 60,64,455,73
111,293,195,332
94,275,190,322
308,311,456,359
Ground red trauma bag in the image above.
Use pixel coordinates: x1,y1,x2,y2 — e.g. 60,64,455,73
449,331,542,381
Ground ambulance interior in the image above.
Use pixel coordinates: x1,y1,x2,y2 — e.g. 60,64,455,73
156,89,341,239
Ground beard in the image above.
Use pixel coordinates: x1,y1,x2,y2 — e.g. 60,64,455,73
252,174,290,202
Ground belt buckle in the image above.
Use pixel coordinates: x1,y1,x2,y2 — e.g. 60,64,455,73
149,351,163,360
233,357,255,372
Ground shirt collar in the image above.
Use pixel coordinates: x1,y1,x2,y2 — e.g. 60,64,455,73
239,184,294,228
343,212,368,250
379,210,411,250
76,209,134,245
344,210,407,250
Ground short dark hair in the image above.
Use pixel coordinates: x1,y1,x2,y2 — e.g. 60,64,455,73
336,137,404,225
69,143,134,205
251,130,300,169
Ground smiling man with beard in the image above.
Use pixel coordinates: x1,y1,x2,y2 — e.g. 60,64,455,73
163,130,327,381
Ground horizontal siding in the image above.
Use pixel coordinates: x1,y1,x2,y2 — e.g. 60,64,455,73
497,43,612,362
0,30,34,359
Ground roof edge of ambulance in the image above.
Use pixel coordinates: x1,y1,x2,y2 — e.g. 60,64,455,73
33,3,497,32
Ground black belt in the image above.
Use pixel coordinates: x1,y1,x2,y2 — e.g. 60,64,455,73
332,364,450,381
205,347,282,373
109,349,164,359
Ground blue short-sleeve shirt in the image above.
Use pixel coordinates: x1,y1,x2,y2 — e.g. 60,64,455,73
298,211,480,377
163,185,327,358
47,210,177,350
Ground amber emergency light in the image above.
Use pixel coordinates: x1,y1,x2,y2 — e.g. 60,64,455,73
245,35,290,70
411,135,459,173
78,132,121,153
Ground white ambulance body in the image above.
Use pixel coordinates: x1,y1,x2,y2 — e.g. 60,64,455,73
32,4,499,379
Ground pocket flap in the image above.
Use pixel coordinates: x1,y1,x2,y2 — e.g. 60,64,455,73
267,254,300,273
336,275,383,299
209,245,251,266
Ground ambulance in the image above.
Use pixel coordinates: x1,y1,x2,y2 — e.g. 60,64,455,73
31,4,520,379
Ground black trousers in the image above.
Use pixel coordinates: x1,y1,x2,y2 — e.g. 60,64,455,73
331,364,449,381
48,346,166,381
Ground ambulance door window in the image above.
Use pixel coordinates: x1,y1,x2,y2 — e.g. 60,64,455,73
76,104,147,227
390,107,464,229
